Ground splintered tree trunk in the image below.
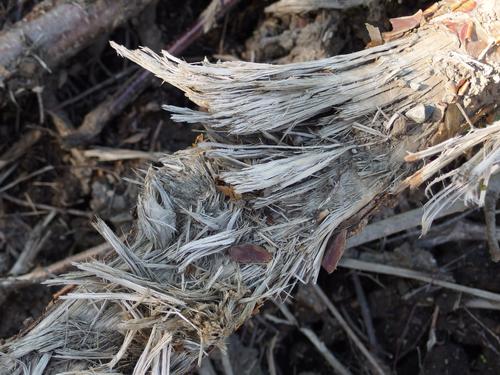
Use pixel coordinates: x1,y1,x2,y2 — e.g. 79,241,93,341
1,1,499,374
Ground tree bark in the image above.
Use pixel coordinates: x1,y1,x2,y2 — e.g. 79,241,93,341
0,0,154,87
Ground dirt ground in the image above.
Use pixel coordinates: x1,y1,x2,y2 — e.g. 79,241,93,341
1,1,500,374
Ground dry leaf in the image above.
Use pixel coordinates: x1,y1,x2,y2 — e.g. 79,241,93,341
321,229,347,274
229,244,273,264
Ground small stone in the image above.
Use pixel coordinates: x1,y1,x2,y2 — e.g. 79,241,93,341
410,81,422,90
405,104,434,123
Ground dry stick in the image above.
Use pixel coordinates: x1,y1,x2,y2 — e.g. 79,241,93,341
0,130,42,171
313,285,387,375
277,303,352,375
65,0,242,146
0,0,155,84
465,299,500,311
300,328,353,375
351,272,380,352
265,0,372,14
2,194,91,218
426,305,439,351
484,175,500,262
199,358,217,375
416,219,496,248
346,199,468,249
0,165,54,194
82,148,163,162
9,210,56,276
56,66,138,109
339,258,500,303
220,350,234,375
464,308,500,346
0,241,113,290
266,335,279,375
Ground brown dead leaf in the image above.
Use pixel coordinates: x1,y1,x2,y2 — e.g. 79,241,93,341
229,244,273,264
321,229,347,274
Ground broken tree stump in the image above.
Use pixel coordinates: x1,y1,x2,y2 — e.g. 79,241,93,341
0,1,498,374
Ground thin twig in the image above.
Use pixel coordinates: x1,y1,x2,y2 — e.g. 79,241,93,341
0,165,54,194
426,305,439,352
56,66,138,109
339,258,500,303
83,148,163,162
276,303,352,375
484,176,500,261
347,200,467,248
301,327,353,375
66,0,242,146
313,285,387,375
0,241,113,290
351,272,380,352
0,130,42,171
199,358,217,375
266,334,278,375
464,308,500,346
220,349,234,375
2,193,91,218
9,210,56,276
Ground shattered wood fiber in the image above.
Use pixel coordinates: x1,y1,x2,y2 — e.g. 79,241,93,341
0,0,499,374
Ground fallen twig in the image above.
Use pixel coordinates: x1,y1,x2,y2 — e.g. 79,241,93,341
2,194,91,218
484,174,500,261
0,241,113,290
0,165,53,194
313,285,387,375
266,0,372,14
64,0,242,146
426,305,439,352
0,0,155,87
9,210,56,276
351,272,380,353
417,219,500,248
347,200,468,248
0,130,42,171
220,350,234,375
339,258,500,303
277,303,352,375
83,148,163,162
266,334,279,375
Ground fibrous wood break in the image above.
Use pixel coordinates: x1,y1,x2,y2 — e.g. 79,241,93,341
0,1,498,374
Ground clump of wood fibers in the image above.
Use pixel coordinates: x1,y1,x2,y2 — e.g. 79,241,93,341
0,1,498,374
